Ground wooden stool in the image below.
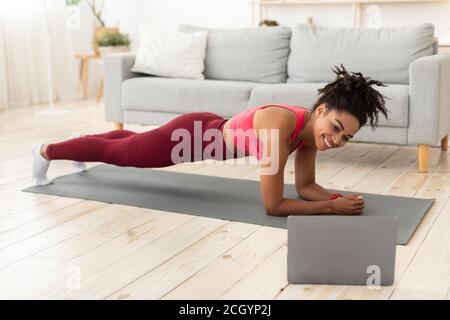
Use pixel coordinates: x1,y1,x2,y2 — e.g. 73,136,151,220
76,54,104,103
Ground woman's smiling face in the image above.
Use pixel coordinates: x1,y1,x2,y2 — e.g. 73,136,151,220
312,103,360,151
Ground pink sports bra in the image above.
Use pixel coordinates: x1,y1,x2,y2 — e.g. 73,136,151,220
229,104,308,161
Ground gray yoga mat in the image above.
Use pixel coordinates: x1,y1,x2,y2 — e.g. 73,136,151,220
23,164,434,245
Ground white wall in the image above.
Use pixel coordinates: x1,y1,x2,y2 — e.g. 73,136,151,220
72,0,450,54
144,0,253,31
74,0,253,53
72,0,450,97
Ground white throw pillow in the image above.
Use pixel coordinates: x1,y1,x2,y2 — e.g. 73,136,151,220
131,25,208,80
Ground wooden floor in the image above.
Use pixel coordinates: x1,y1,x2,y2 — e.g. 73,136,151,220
1,99,449,300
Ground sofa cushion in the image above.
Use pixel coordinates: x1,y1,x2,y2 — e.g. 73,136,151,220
122,77,259,117
248,83,409,128
131,26,208,80
178,24,291,83
288,23,435,85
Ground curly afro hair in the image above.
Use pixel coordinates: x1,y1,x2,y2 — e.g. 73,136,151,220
312,64,390,130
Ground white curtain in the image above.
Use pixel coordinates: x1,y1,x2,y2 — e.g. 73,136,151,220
0,0,81,110
0,12,7,110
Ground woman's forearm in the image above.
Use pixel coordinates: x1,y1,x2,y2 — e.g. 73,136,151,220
297,182,334,201
270,197,332,216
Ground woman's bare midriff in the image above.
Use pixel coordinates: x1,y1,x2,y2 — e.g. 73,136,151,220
221,107,308,156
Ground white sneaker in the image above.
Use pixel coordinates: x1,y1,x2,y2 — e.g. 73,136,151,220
70,132,87,173
31,143,52,186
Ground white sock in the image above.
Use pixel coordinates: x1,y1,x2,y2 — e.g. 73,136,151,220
32,143,52,186
70,132,87,173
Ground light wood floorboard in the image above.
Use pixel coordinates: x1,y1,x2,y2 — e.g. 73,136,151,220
1,100,448,299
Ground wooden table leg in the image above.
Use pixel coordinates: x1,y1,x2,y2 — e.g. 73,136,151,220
96,77,104,104
81,58,89,99
79,59,84,79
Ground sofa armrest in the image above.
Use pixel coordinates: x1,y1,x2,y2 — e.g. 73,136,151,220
408,54,450,146
103,52,139,123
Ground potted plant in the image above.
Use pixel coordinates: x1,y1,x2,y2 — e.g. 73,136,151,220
65,0,120,56
86,0,121,56
96,31,131,57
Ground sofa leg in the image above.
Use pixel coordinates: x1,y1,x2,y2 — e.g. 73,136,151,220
418,144,430,173
114,122,123,130
442,134,448,151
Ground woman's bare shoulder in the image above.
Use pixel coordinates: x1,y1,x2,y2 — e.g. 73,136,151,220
253,107,296,135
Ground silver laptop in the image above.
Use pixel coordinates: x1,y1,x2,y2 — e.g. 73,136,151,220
287,216,397,286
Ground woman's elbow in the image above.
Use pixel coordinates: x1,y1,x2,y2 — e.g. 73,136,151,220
264,202,281,216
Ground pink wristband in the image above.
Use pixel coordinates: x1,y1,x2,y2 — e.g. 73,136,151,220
330,193,344,200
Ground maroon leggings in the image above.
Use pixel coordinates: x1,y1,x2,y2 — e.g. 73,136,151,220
46,112,241,168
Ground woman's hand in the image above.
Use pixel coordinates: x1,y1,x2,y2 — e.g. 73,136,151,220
330,194,365,215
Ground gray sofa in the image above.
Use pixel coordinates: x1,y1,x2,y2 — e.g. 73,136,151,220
104,23,450,173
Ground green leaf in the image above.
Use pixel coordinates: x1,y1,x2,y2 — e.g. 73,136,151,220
97,32,131,47
65,0,81,6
